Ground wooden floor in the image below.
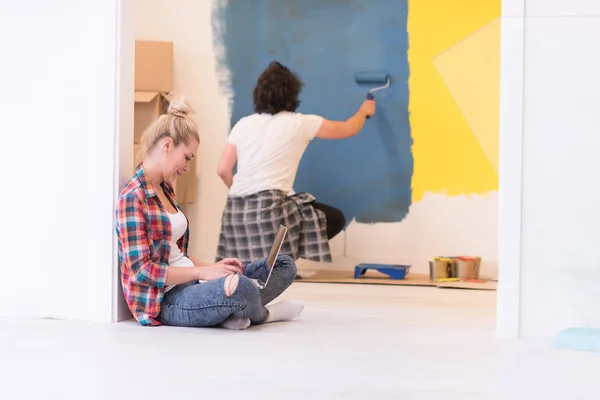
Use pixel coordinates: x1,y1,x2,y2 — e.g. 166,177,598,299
297,269,497,290
0,283,598,399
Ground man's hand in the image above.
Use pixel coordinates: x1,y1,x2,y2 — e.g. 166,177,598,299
358,99,376,118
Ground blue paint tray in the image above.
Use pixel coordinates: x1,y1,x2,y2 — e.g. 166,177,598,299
354,264,412,280
553,327,600,353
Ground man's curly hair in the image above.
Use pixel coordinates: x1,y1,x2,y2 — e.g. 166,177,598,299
253,61,303,114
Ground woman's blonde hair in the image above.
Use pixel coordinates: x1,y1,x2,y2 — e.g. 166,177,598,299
139,94,199,159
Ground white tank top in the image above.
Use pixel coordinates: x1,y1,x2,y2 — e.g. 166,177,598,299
165,209,194,292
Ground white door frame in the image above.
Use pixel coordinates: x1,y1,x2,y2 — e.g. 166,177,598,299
496,0,526,338
111,0,135,322
110,0,528,336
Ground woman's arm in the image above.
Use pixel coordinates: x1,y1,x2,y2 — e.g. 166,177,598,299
166,263,244,284
116,193,169,288
189,255,210,267
217,143,237,188
165,266,203,285
315,99,376,140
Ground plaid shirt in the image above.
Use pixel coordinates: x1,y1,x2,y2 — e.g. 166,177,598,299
216,190,331,264
115,165,188,326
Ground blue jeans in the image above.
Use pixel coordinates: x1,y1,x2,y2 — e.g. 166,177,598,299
158,254,297,327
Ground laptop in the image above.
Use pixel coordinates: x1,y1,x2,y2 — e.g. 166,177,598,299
251,224,288,290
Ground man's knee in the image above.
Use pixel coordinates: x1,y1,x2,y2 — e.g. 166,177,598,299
277,254,295,266
224,274,240,297
336,210,346,228
276,254,297,280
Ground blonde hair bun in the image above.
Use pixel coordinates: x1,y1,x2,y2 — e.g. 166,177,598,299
138,93,199,160
165,93,192,118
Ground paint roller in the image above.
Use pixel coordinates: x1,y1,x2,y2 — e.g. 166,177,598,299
354,71,390,118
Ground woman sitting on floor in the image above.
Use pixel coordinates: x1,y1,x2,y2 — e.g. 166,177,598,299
115,94,303,330
216,61,376,267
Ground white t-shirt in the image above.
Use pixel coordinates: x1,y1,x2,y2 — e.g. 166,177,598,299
165,209,194,292
227,112,323,197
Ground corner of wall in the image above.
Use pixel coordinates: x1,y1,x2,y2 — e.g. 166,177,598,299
496,0,525,338
112,0,135,322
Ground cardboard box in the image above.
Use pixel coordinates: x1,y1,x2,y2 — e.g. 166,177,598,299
134,91,166,143
135,40,173,92
133,39,196,203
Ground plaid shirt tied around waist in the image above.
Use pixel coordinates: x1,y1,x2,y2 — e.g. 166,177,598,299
216,189,331,264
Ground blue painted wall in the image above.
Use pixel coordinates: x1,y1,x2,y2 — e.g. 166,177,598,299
213,0,413,225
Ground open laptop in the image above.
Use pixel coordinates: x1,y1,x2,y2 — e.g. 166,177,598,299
251,224,288,290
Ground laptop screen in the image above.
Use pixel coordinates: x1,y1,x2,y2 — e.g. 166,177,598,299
267,225,287,269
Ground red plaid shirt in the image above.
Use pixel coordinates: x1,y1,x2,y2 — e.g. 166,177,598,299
115,165,189,326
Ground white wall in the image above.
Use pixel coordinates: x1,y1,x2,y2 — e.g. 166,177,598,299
0,0,132,322
517,1,600,338
525,0,600,16
344,194,497,275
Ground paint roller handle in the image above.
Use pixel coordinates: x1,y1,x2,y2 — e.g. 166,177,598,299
365,93,373,119
363,94,375,119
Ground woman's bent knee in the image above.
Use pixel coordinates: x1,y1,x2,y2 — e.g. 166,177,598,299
224,274,239,297
227,275,261,298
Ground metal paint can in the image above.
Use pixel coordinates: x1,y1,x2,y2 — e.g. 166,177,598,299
430,257,454,281
455,256,479,280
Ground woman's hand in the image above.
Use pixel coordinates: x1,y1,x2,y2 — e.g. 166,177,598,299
197,263,243,281
217,258,244,273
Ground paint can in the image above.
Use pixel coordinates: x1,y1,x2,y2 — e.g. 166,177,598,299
430,257,454,281
455,256,479,280
474,257,481,278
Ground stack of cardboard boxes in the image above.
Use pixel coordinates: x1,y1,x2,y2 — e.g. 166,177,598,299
134,40,196,204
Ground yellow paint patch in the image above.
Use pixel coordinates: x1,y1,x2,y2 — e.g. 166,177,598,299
434,18,501,174
408,1,501,202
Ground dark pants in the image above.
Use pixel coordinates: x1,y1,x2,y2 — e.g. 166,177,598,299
312,202,346,239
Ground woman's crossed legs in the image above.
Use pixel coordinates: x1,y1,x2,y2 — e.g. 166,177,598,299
158,254,302,329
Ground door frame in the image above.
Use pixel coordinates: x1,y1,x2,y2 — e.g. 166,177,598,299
110,0,528,337
111,0,135,322
496,0,526,338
